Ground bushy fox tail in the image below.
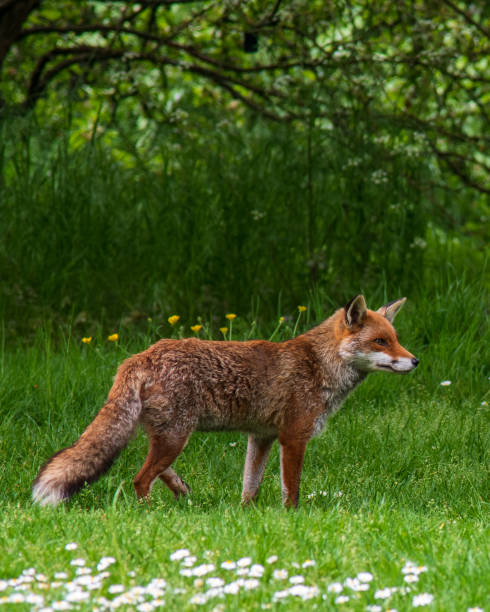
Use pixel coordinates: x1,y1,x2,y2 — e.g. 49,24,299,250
32,364,144,506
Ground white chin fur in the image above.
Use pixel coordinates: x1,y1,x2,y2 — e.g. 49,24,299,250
347,351,414,373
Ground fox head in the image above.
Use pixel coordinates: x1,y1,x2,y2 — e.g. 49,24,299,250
339,295,419,374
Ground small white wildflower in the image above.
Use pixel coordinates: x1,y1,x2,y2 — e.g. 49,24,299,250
334,490,343,497
182,555,197,567
243,579,260,590
189,593,208,604
54,572,68,580
335,595,350,604
23,568,36,576
97,556,116,570
70,558,86,567
327,581,343,593
249,564,264,577
75,567,91,576
179,568,193,577
26,594,44,605
273,569,288,580
170,548,191,561
235,568,250,576
0,580,8,591
375,587,395,599
273,590,290,600
127,571,136,577
36,573,48,582
367,606,382,612
290,585,320,600
289,575,305,584
440,380,451,386
223,581,241,595
8,594,26,603
404,574,419,583
266,555,278,564
66,590,90,602
229,442,238,447
108,584,125,594
192,564,215,577
206,577,225,588
148,579,166,589
65,543,78,551
357,572,374,583
413,593,434,607
291,562,300,568
302,559,316,568
137,603,154,612
236,557,251,567
467,608,484,612
52,602,73,610
220,560,236,570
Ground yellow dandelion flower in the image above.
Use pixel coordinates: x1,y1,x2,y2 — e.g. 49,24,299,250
279,316,285,323
297,305,307,312
82,336,92,344
107,333,119,342
219,327,228,334
225,313,237,320
191,324,203,333
168,315,180,325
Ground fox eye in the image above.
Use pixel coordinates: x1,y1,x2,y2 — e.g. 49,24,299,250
374,338,387,346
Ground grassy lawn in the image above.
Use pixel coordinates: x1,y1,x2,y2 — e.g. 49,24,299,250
0,288,488,611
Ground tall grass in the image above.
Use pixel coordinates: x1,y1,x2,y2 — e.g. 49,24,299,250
3,111,486,340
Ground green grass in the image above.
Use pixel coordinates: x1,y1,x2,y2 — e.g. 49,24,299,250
0,281,488,610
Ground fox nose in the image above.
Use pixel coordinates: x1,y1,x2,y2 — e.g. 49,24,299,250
411,357,419,367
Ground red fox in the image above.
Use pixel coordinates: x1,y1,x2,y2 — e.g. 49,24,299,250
33,295,418,508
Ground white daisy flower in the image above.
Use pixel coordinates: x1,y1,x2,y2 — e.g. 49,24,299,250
375,587,396,599
192,564,215,577
289,575,305,584
440,380,451,386
404,574,419,583
170,549,191,561
302,559,316,568
243,579,260,590
220,560,236,571
108,584,125,594
236,557,252,568
335,595,350,604
206,577,225,588
54,573,68,580
266,555,278,564
181,555,197,567
273,569,288,580
249,564,264,577
66,590,89,602
327,582,343,593
366,606,382,612
223,582,241,595
65,543,78,551
273,589,290,600
413,593,434,607
189,593,208,604
70,559,86,567
137,604,153,612
357,572,374,583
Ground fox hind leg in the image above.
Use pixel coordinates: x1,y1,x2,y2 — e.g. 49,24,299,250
159,468,191,498
241,435,275,504
134,432,190,500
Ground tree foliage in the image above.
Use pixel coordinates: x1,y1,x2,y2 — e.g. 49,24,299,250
0,0,489,193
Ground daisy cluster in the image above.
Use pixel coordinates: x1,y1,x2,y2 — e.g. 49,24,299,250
0,543,485,611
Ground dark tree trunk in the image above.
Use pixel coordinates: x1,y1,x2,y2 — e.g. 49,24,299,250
0,0,40,70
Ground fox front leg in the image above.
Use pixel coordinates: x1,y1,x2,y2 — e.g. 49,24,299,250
241,435,275,504
279,437,308,508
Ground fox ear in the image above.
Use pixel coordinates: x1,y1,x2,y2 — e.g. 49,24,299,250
345,295,367,327
377,297,407,323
